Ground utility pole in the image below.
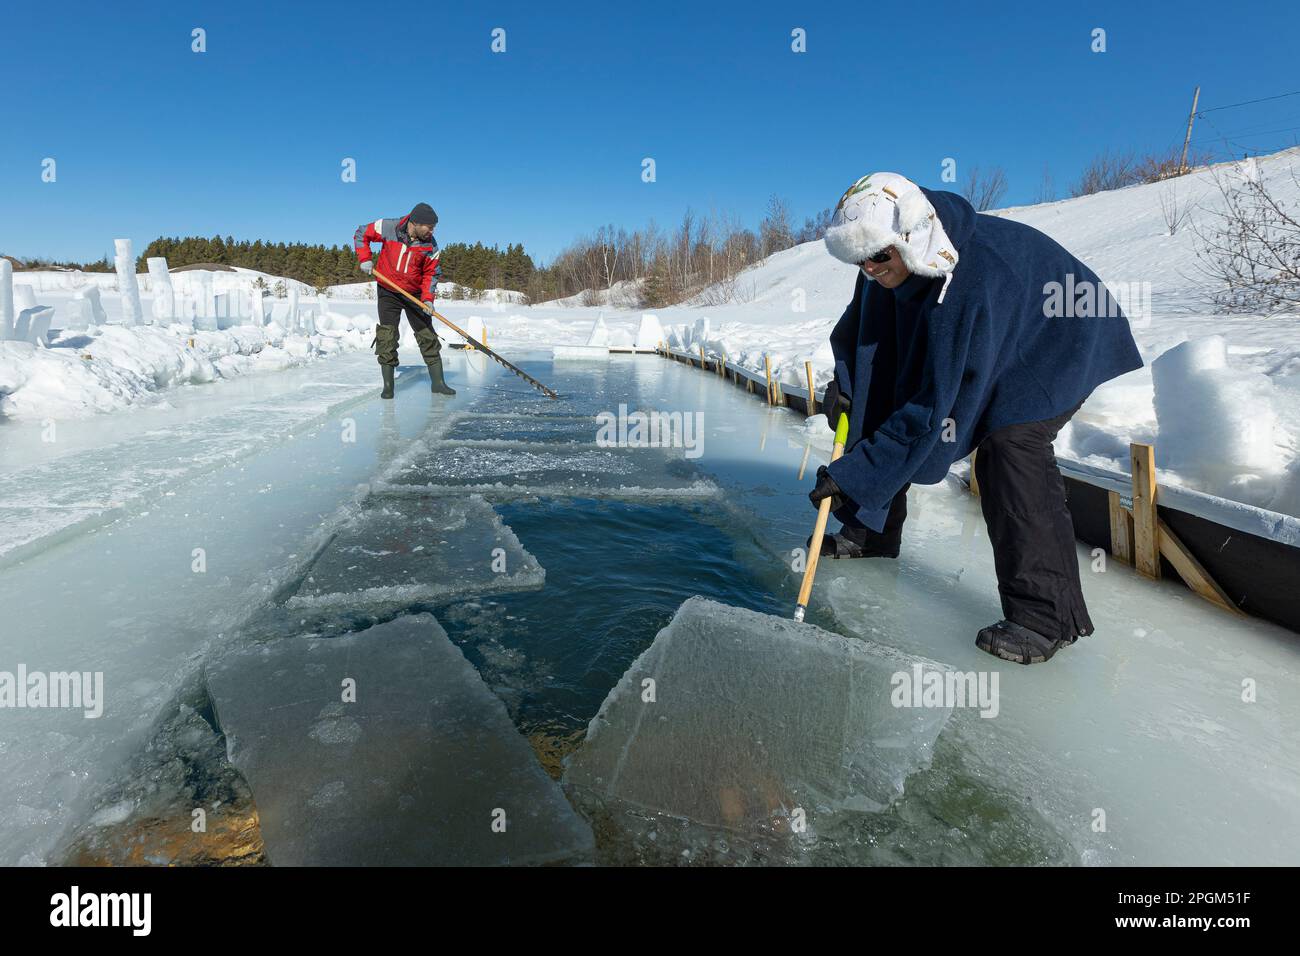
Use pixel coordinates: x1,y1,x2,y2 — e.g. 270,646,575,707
1179,86,1201,174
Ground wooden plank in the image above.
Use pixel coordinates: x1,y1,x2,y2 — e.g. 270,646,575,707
763,355,774,406
1131,442,1161,579
1108,491,1133,565
1158,519,1244,615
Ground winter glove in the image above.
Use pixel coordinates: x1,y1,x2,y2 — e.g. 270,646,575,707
808,465,848,512
422,300,435,312
822,380,851,432
359,260,374,274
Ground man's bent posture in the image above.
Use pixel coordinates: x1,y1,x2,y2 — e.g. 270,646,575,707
811,172,1143,665
353,202,455,398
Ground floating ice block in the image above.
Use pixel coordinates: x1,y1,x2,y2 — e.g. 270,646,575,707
206,613,594,865
380,443,711,500
288,494,545,608
443,413,603,445
564,597,953,841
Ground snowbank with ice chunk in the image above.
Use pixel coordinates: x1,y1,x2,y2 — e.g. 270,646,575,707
1151,335,1285,509
0,322,369,419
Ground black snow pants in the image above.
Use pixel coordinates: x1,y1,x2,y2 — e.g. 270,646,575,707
375,285,441,368
836,404,1094,642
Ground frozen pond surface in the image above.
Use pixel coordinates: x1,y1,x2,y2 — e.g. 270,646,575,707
1,349,1297,865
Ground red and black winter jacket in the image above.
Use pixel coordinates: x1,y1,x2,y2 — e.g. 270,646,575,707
353,215,443,302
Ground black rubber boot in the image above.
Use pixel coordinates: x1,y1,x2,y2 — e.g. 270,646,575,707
380,364,395,400
414,327,455,395
975,619,1071,665
426,356,456,395
807,531,899,559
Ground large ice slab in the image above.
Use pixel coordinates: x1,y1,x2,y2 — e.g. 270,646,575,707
564,597,952,860
205,613,594,865
287,494,544,608
378,443,714,502
442,413,605,445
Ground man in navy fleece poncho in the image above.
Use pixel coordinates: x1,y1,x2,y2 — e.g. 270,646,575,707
809,172,1143,665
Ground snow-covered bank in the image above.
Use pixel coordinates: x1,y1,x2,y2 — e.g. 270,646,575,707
0,322,369,419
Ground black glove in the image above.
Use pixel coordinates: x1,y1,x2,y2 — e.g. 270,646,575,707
808,465,848,512
821,380,851,431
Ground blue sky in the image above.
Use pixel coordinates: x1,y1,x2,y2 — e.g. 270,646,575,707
3,0,1298,265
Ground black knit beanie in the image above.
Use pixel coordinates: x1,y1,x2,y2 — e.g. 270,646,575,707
408,203,438,226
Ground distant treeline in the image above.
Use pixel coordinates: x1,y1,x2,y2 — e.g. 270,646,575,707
5,237,542,295
133,236,539,294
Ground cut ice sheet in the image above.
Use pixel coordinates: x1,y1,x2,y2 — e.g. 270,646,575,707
380,444,710,497
205,613,594,865
442,413,605,445
286,494,544,608
563,597,952,859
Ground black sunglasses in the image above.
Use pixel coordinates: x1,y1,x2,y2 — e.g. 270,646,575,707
863,249,892,265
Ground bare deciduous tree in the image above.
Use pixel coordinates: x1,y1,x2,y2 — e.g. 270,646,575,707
1035,164,1055,204
1193,163,1300,313
1158,182,1195,235
961,165,1009,211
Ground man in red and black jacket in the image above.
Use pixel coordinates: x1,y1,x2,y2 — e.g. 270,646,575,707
353,202,455,398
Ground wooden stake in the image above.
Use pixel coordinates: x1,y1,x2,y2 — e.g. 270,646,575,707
1158,519,1242,615
719,350,727,377
699,344,706,370
805,362,817,417
1131,442,1161,579
764,355,774,406
1108,490,1133,565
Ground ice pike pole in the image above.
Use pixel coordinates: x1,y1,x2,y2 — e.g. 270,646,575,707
372,269,559,400
794,411,849,623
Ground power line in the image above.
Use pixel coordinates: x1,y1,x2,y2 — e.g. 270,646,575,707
1196,89,1300,116
1192,125,1300,145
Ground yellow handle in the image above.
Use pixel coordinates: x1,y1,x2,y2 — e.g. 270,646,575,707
795,412,849,618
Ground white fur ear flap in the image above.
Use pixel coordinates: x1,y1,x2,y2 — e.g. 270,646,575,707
895,188,932,233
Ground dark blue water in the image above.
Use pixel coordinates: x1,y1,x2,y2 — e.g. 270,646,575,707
438,496,787,770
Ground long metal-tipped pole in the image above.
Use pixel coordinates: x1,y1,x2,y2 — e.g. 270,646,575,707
794,412,849,622
372,269,559,400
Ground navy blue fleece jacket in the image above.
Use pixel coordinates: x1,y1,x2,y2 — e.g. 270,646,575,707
825,189,1144,532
